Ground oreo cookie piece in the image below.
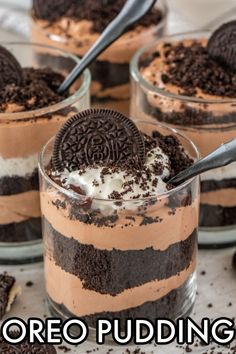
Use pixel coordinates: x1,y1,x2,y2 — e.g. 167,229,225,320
207,20,236,72
0,46,23,89
33,0,72,21
0,274,15,319
0,332,57,353
52,108,145,171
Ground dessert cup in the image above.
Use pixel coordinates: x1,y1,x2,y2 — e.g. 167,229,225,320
0,42,90,264
39,122,199,341
130,31,236,248
30,0,168,116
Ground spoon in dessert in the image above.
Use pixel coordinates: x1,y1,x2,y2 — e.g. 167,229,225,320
57,0,156,94
169,138,236,185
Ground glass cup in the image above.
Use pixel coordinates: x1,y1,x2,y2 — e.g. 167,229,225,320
0,42,91,264
130,31,236,248
39,122,199,340
30,0,168,116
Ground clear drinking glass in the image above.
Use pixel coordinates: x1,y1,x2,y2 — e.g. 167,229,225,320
30,0,168,116
39,122,199,340
0,42,91,264
130,31,236,247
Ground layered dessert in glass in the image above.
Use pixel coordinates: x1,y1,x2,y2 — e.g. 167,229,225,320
0,43,90,264
31,0,168,115
131,23,236,246
39,108,199,334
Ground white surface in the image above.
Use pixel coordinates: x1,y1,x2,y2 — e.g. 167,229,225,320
1,248,236,353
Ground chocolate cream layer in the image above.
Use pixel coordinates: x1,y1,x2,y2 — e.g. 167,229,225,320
49,275,195,328
43,131,198,318
140,38,236,226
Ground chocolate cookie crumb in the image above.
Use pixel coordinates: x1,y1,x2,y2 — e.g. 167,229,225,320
26,281,34,287
33,0,163,33
0,67,67,113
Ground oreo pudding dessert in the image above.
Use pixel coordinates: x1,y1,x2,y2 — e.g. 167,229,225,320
0,43,90,264
31,0,167,115
39,108,199,330
131,21,236,244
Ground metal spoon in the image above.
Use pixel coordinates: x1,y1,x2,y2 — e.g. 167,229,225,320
57,0,156,94
169,138,236,185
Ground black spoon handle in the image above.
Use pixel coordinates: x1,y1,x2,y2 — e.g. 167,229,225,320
57,0,156,94
169,138,236,185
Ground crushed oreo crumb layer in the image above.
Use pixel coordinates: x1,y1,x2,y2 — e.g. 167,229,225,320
144,41,236,98
0,67,67,113
151,131,193,180
33,0,163,33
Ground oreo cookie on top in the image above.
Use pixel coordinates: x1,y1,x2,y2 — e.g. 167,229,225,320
52,108,145,172
0,45,23,90
50,109,193,202
207,20,236,72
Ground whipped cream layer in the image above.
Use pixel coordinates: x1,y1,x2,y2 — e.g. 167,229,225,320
201,162,236,182
0,154,38,178
59,146,170,201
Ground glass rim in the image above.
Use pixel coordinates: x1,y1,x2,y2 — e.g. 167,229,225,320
130,30,236,105
38,120,200,203
30,0,169,42
0,41,91,120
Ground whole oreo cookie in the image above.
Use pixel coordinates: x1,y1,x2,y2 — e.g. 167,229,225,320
207,20,236,72
33,0,73,20
52,108,145,171
0,46,23,89
0,332,56,353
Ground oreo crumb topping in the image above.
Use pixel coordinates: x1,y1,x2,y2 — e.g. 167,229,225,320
25,281,34,287
33,0,162,33
151,131,193,179
47,117,194,227
146,41,236,98
50,128,193,201
0,67,67,113
0,331,57,353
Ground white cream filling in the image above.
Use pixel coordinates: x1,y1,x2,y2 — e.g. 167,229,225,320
201,162,236,182
58,147,170,213
0,154,38,178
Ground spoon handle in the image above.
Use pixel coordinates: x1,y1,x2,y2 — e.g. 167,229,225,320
57,0,156,94
169,138,236,185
